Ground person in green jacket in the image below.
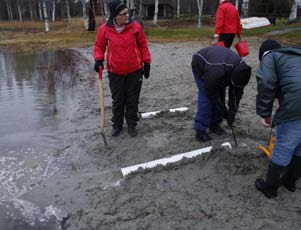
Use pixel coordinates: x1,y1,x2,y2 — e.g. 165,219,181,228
255,39,301,198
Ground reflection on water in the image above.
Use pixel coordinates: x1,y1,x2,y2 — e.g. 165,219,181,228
0,50,81,228
0,50,79,140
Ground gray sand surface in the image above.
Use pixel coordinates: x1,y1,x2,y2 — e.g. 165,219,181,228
16,39,301,229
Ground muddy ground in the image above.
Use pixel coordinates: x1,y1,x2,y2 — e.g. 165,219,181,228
5,38,301,229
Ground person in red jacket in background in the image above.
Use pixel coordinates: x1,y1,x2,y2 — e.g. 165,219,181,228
214,0,242,48
94,0,151,138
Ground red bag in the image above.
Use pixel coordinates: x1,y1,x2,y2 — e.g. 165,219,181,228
235,40,249,57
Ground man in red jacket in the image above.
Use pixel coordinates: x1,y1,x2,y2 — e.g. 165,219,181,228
94,0,151,137
214,0,242,48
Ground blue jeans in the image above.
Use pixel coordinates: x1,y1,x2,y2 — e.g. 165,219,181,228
271,119,301,166
192,69,223,132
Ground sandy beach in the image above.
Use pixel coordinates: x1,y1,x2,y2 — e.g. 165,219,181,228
10,39,301,229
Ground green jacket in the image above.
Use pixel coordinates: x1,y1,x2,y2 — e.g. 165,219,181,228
256,46,301,124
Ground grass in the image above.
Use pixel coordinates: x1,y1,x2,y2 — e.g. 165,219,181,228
0,17,300,53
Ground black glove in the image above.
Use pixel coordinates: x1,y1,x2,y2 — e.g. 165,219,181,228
220,104,229,119
143,63,151,79
227,110,236,126
94,60,104,73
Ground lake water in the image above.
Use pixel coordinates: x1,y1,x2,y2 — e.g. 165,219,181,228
0,50,81,228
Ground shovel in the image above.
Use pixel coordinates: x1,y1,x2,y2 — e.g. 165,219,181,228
98,67,108,148
230,125,238,147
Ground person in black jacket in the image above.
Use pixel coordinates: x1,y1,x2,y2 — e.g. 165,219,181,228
191,46,251,142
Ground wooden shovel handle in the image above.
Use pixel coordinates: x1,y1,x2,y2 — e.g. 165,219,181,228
98,79,105,132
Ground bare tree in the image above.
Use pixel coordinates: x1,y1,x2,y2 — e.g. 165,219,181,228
66,0,70,21
103,0,108,19
176,0,180,18
289,0,299,23
39,0,43,21
81,0,88,30
6,0,13,20
17,0,22,22
241,0,249,18
196,0,203,29
52,0,56,21
42,0,50,32
29,0,34,20
153,0,158,25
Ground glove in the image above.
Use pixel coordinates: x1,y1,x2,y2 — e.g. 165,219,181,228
94,60,104,73
219,104,229,119
143,63,151,79
227,110,236,126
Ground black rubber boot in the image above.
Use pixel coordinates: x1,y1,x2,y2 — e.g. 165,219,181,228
209,125,226,136
196,131,212,142
255,161,284,198
282,155,301,192
128,126,138,137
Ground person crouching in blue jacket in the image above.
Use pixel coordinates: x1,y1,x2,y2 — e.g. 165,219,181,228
191,46,251,142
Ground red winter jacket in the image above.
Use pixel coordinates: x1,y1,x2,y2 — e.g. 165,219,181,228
94,19,151,76
215,0,241,35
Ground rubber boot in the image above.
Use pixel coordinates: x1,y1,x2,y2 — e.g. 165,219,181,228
196,131,212,142
282,155,301,192
255,161,284,198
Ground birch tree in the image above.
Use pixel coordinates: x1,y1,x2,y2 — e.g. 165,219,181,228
196,0,203,29
176,0,180,18
39,0,43,21
66,0,70,21
52,0,56,21
42,0,50,32
235,0,238,9
289,0,299,23
241,0,249,18
29,0,34,20
103,0,108,20
81,0,88,30
6,0,13,20
17,0,22,22
153,0,158,25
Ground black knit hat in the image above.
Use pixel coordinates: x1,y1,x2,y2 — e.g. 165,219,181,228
259,39,281,61
231,62,252,87
109,0,127,18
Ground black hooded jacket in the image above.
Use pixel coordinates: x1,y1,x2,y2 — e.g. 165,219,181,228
191,46,250,112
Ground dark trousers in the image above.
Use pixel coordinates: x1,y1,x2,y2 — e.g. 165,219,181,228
108,70,143,129
192,68,223,132
219,33,235,48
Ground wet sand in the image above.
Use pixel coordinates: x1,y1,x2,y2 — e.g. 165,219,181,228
9,39,301,229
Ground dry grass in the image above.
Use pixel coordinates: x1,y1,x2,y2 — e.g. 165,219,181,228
0,17,300,53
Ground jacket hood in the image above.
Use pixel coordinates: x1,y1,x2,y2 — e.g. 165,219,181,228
276,46,301,56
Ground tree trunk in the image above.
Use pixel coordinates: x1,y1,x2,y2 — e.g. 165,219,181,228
39,0,43,21
17,0,23,22
235,0,238,9
153,0,158,25
43,0,50,32
103,0,108,20
196,0,203,29
177,0,180,18
6,0,13,20
289,0,298,23
29,0,34,20
52,0,56,21
66,0,70,21
139,0,143,18
82,0,89,30
241,0,249,18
